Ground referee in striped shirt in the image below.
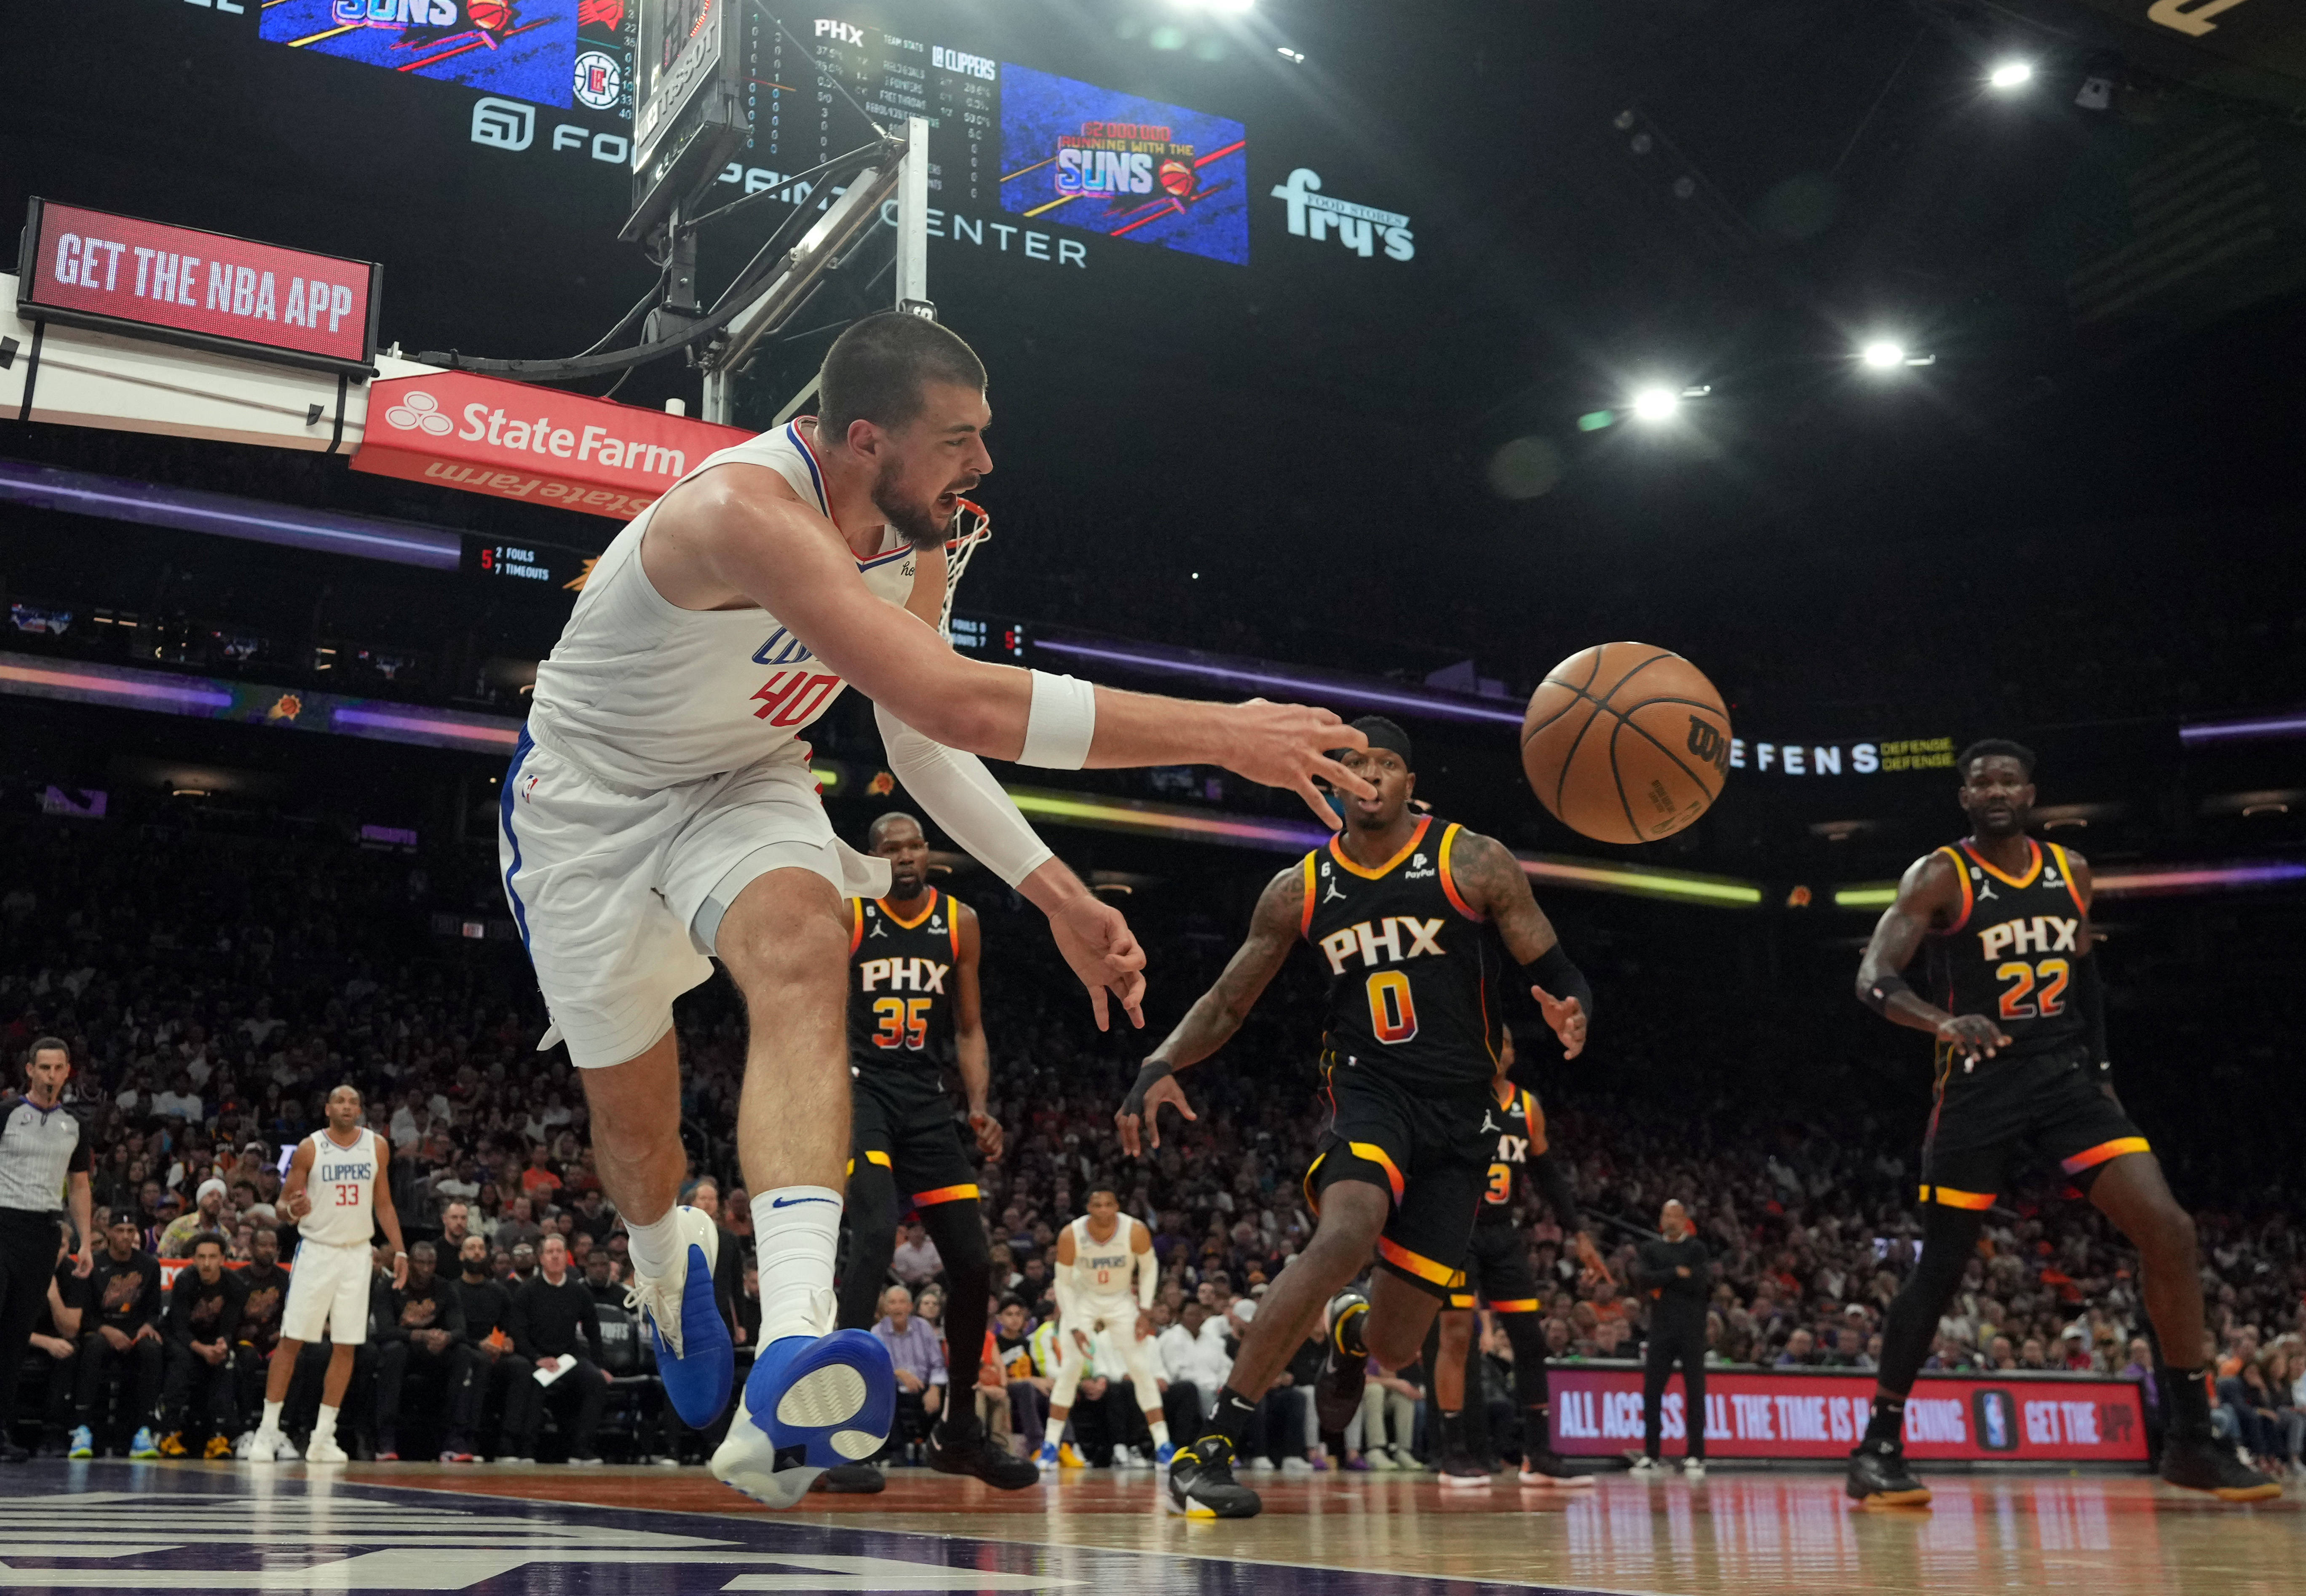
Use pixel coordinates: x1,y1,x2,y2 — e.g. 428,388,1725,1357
0,1038,94,1463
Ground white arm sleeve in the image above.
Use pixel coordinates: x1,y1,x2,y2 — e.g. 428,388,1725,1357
1136,1240,1158,1312
874,700,1057,889
1053,1257,1081,1323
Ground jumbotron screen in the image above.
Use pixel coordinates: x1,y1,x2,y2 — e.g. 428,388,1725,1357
247,3,1249,266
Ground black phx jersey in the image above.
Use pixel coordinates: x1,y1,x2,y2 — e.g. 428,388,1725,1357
1476,1085,1547,1228
847,889,961,1075
1923,837,2090,1069
1300,814,1504,1090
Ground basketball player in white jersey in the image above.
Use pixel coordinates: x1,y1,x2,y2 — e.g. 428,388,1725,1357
243,1085,405,1464
1039,1187,1170,1468
501,313,1370,1507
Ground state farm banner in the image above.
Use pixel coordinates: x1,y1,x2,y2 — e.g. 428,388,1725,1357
1548,1365,2148,1463
353,370,750,521
19,198,380,374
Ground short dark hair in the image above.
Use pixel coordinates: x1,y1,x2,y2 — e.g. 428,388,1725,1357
997,1294,1026,1313
25,1036,69,1067
190,1231,226,1254
1957,738,2036,780
818,312,986,449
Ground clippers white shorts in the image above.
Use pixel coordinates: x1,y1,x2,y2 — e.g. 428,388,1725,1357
498,727,890,1068
281,1240,375,1345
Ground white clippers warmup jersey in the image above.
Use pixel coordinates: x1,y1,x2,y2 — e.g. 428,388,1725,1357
297,1128,381,1248
1070,1214,1144,1312
526,420,924,789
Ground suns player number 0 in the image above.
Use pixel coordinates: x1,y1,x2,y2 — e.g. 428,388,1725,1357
1366,970,1418,1044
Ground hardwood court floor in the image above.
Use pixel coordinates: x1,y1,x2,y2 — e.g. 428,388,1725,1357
2,1461,2295,1596
421,1460,2301,1596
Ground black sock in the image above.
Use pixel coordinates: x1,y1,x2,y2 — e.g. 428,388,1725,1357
1527,1404,1552,1457
2162,1364,2212,1440
1199,1387,1257,1450
1438,1409,1464,1452
1863,1396,1905,1447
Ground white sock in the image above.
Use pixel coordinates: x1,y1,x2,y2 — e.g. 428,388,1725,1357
261,1399,284,1433
314,1404,339,1443
752,1185,841,1343
1148,1418,1170,1445
625,1208,687,1281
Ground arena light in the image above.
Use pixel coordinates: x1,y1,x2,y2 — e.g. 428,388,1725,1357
1833,884,1898,909
0,458,465,571
1988,60,2035,90
1629,387,1682,422
1860,340,1907,369
2095,861,2306,898
1005,787,1330,852
1519,856,1763,907
1033,636,1527,727
2179,711,2306,745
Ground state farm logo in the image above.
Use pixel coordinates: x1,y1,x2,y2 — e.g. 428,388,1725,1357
384,392,455,436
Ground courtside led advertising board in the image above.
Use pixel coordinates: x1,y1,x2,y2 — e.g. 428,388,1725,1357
18,200,383,375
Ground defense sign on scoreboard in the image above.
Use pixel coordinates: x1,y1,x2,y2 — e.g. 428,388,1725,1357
353,369,749,520
18,200,382,375
1547,1366,2148,1462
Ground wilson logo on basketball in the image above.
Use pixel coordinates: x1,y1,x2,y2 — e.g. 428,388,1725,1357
1686,716,1730,774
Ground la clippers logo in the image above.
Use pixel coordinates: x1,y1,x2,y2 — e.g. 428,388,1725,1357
573,50,622,111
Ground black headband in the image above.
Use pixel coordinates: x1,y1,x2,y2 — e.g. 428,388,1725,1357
1337,714,1413,770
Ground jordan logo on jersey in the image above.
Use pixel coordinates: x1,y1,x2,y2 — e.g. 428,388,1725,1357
1977,916,2079,958
1316,915,1446,976
859,957,949,994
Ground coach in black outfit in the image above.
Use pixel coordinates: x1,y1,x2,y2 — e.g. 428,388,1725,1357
1631,1198,1712,1471
0,1039,94,1462
504,1235,607,1462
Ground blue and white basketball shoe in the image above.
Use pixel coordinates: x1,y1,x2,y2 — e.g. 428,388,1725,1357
626,1206,735,1428
709,1290,894,1508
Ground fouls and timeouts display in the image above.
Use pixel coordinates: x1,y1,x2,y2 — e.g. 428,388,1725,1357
742,15,997,204
462,538,580,586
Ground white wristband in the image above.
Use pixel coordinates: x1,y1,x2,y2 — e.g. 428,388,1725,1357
1020,670,1097,769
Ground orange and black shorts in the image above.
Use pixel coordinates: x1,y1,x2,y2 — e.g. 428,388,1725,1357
1304,1060,1492,1300
848,1063,979,1210
1447,1221,1544,1313
1918,1043,2149,1214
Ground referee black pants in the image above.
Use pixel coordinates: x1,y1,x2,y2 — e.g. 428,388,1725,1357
0,1210,62,1442
1643,1310,1708,1461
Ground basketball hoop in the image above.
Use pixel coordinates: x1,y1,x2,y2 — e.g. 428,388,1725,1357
940,496,992,637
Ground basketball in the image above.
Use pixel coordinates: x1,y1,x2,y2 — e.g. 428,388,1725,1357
1521,642,1731,845
1158,158,1196,198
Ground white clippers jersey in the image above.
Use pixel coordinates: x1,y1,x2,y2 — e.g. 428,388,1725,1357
298,1128,382,1248
1070,1214,1146,1312
526,421,923,789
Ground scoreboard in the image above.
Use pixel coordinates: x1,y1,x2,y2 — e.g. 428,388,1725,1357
745,18,1000,208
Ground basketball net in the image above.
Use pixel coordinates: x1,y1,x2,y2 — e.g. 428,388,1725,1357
939,496,991,638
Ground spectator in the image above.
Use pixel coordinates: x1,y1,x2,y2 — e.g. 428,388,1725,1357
1353,1358,1421,1470
995,1295,1050,1454
70,1215,163,1459
449,1232,527,1460
873,1284,947,1462
375,1240,476,1462
157,1232,242,1457
504,1235,607,1464
891,1223,943,1289
158,1179,229,1258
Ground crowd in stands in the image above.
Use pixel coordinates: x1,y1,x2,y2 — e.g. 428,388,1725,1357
4,818,2301,1475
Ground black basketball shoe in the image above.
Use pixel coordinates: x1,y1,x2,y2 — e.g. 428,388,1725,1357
1167,1435,1263,1519
809,1463,886,1494
2161,1433,2283,1502
927,1414,1040,1491
1315,1291,1372,1433
1844,1438,1932,1506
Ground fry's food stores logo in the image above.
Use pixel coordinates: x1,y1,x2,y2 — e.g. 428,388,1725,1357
1270,168,1414,261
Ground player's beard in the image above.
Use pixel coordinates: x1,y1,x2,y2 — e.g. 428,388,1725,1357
873,456,955,550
